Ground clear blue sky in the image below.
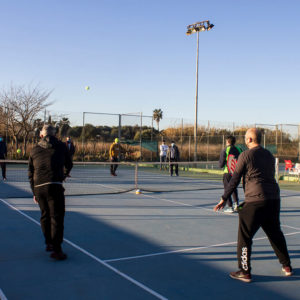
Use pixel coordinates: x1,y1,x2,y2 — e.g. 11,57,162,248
1,0,299,127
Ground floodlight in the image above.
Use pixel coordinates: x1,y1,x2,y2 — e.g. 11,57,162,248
186,20,214,161
207,24,214,31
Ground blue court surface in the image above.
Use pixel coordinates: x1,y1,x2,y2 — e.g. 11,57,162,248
0,169,300,300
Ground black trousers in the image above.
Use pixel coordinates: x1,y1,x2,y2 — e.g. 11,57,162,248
223,173,239,207
0,162,6,179
35,185,65,252
170,159,178,176
237,199,291,273
110,157,119,174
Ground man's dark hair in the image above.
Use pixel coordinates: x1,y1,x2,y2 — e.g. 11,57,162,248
226,136,236,146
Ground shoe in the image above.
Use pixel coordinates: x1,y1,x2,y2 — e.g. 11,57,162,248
46,244,54,252
282,266,293,276
3,177,6,181
50,251,67,260
233,203,238,212
230,270,252,283
224,207,234,213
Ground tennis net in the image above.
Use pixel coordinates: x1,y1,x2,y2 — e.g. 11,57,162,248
0,160,224,198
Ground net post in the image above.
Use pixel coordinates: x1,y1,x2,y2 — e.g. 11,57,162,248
275,157,279,183
82,112,85,162
135,162,138,190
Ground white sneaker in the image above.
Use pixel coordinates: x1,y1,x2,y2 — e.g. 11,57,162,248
233,203,238,212
224,207,234,213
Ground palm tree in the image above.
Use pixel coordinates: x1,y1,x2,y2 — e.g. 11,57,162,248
153,109,163,132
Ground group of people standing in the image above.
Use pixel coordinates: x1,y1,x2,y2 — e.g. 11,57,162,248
10,125,294,284
159,140,180,176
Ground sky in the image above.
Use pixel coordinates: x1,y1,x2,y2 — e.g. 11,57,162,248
0,0,299,128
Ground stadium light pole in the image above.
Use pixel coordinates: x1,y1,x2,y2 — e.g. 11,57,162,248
186,20,214,161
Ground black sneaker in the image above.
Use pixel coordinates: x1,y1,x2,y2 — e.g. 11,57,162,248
50,251,67,260
282,266,293,276
230,270,252,283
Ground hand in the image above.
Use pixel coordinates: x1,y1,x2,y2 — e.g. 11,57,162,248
214,197,226,211
63,174,71,182
33,196,38,204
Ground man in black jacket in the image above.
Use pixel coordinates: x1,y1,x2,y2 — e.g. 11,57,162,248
65,136,75,160
28,125,73,260
214,128,292,282
168,141,180,176
0,135,7,181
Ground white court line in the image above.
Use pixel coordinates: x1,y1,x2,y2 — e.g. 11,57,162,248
0,198,168,300
282,224,300,231
140,193,214,213
104,231,300,263
0,288,8,300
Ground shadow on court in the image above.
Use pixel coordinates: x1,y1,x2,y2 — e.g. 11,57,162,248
0,182,32,198
0,199,299,300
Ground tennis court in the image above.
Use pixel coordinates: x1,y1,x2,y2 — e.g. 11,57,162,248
0,163,299,299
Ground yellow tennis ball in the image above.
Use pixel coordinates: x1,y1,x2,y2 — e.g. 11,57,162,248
17,149,21,154
85,86,90,91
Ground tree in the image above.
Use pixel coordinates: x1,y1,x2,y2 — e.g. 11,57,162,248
0,84,52,155
153,109,163,132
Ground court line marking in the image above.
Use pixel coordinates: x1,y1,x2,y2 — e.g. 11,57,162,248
104,231,300,263
0,198,168,300
282,224,300,231
140,192,230,214
0,288,8,300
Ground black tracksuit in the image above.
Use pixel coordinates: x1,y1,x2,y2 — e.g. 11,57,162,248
222,145,291,273
0,140,7,179
168,145,180,176
28,136,73,252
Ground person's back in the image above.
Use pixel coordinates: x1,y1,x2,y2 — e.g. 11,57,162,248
169,144,179,161
241,145,279,201
168,142,179,176
219,145,241,172
29,136,72,189
215,128,292,282
28,125,72,261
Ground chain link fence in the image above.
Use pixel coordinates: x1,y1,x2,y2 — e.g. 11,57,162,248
1,108,299,163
